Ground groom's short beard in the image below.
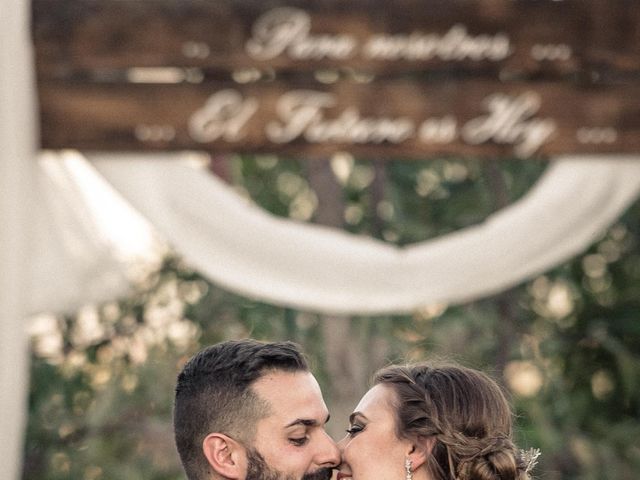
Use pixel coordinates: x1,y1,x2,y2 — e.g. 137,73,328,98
301,467,334,480
245,448,333,480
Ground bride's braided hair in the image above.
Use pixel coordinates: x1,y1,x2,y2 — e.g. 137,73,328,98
374,363,531,480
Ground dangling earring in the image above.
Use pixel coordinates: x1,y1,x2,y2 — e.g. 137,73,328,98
405,458,413,480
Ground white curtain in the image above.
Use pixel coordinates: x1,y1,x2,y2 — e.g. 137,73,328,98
92,153,640,315
0,0,36,478
29,154,135,314
1,3,131,479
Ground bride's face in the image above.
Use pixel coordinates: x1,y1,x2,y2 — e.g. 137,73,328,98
337,384,413,480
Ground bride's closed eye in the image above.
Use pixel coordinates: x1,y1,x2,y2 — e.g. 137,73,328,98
346,424,364,436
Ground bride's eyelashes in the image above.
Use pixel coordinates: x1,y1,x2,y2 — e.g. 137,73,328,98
345,424,365,436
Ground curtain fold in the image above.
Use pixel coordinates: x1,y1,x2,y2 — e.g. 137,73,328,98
0,0,37,478
29,153,136,315
91,153,640,315
1,5,133,478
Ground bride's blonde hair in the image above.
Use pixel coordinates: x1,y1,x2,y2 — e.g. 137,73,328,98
374,362,532,480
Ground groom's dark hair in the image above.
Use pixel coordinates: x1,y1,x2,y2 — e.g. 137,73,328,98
173,339,309,480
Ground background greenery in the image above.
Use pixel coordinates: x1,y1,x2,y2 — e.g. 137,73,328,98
24,157,640,480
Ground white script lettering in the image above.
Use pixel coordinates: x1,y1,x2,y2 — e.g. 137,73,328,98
186,89,561,157
363,25,511,62
266,90,415,144
189,89,258,142
246,7,357,61
461,92,556,156
246,9,510,64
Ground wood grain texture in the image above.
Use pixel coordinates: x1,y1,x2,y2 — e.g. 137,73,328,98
38,79,640,158
33,0,640,80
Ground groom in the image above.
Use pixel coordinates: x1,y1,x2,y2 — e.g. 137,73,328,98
173,339,340,480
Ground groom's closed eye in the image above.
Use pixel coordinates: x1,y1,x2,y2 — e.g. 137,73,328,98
286,414,331,446
289,436,309,446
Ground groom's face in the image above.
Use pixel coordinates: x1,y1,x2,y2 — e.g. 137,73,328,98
246,370,340,480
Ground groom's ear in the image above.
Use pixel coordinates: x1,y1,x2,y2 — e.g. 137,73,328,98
202,433,247,479
407,436,436,470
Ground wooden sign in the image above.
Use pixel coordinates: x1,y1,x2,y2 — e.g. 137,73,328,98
33,0,640,79
39,80,639,158
33,0,640,157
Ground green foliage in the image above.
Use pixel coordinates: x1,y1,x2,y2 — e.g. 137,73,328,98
24,157,640,480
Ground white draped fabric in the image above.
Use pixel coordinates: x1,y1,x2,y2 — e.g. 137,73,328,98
1,1,36,478
2,2,131,478
92,154,640,315
30,154,140,314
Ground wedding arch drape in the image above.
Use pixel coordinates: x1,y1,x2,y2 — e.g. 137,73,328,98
91,153,640,315
3,0,640,478
1,1,37,478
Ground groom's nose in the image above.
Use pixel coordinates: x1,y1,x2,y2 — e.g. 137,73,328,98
315,430,341,467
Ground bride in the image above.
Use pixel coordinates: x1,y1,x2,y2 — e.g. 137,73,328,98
337,362,538,480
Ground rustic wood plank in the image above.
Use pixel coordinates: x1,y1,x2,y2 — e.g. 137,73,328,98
38,79,640,158
32,0,640,81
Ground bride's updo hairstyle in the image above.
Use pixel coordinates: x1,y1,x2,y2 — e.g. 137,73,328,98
374,362,531,480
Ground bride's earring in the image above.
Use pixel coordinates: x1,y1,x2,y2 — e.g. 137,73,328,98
405,458,413,480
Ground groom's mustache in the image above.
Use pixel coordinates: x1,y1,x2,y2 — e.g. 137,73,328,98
302,467,333,480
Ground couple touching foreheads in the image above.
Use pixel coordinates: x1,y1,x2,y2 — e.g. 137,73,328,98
173,339,537,480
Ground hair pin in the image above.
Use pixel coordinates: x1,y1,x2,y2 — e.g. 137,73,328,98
520,448,541,474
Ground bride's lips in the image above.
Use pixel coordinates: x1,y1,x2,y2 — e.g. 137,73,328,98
336,473,352,480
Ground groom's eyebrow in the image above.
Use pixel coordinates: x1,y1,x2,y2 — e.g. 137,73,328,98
286,414,331,428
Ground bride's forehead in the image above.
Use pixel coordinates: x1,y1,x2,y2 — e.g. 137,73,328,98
354,384,395,414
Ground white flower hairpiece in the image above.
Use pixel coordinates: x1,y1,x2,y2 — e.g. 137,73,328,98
520,448,541,474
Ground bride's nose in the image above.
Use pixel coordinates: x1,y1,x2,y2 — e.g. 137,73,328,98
337,434,348,452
